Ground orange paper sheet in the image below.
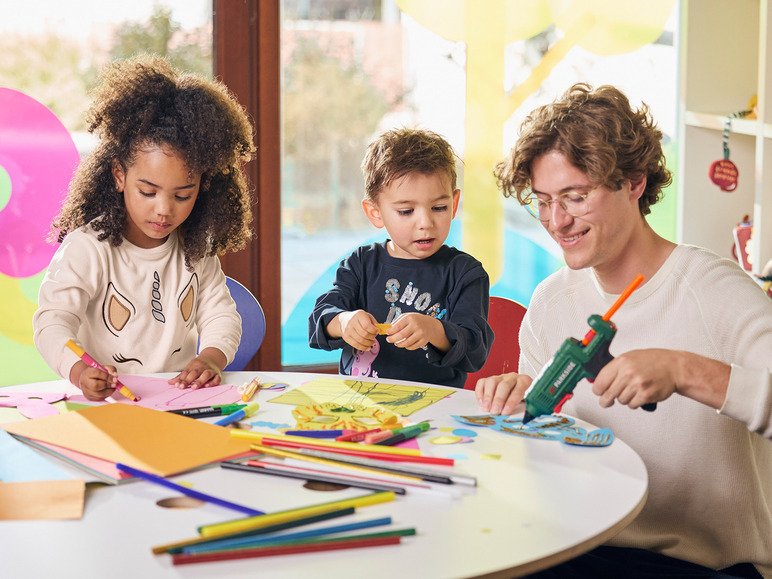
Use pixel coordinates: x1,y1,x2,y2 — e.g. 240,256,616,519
2,403,252,477
0,479,85,520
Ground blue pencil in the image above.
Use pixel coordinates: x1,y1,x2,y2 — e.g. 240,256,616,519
115,463,264,516
181,516,393,554
283,430,351,439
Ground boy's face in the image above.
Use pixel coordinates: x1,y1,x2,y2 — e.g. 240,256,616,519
362,171,460,260
113,145,201,249
531,149,644,275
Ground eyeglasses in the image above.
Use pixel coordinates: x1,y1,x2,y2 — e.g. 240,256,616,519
523,188,597,222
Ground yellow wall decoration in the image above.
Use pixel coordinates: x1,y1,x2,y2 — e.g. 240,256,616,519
396,0,676,284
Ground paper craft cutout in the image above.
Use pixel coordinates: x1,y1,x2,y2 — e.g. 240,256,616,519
429,435,464,445
0,392,67,419
67,375,242,411
452,428,478,438
292,402,400,431
2,403,253,476
452,414,614,447
268,377,453,417
249,420,292,430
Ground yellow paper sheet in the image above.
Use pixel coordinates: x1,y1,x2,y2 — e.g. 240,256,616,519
2,404,251,477
267,377,454,417
0,479,85,520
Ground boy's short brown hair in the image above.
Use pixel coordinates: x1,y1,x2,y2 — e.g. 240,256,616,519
361,128,458,201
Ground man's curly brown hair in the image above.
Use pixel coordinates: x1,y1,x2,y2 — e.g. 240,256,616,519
494,83,671,216
51,54,255,268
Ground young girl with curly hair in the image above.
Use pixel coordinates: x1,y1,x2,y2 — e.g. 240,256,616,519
33,54,255,401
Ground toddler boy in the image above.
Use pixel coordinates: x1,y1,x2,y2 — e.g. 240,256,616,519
308,128,493,387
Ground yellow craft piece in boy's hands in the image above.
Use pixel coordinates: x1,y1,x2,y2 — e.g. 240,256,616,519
375,323,391,335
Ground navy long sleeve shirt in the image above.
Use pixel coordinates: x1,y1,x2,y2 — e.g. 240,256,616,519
309,241,493,388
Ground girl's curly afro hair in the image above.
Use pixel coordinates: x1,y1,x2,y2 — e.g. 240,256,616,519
52,54,256,268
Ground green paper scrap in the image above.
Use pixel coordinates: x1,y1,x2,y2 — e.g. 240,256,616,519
267,376,454,417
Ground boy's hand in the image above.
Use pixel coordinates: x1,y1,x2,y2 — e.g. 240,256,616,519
169,348,225,390
475,372,531,416
386,313,450,352
330,310,379,351
71,361,118,401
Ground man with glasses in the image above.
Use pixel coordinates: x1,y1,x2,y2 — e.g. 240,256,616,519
476,83,772,578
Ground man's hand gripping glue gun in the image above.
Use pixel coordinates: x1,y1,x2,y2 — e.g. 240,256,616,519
522,274,656,424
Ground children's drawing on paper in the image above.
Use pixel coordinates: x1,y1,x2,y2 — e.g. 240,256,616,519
67,375,241,411
267,376,453,417
292,402,401,431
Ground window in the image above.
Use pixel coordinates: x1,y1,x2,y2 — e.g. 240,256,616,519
279,0,679,368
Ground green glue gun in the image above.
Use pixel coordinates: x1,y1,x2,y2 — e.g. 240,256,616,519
522,274,657,424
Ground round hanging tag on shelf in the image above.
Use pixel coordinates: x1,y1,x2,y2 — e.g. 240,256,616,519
709,109,751,192
709,158,739,192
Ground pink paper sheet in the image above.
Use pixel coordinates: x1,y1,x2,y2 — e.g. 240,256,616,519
67,375,241,411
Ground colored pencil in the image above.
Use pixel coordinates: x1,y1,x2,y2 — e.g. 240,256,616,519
259,437,455,466
197,491,395,538
285,447,476,487
335,427,383,442
180,516,393,554
249,444,422,482
277,458,465,499
157,507,356,555
221,460,408,494
364,430,396,444
172,535,403,565
230,430,421,457
115,463,264,516
284,430,352,439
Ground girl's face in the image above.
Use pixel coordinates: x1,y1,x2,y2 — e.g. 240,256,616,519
112,145,201,249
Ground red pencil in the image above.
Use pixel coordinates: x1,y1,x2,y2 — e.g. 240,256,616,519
171,535,401,565
335,427,382,442
260,437,454,466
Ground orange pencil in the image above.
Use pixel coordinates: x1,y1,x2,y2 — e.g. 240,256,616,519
65,340,140,401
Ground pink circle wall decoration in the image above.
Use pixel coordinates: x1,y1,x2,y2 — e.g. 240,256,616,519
0,88,80,278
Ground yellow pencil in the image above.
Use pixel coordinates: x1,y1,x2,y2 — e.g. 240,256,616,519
151,493,394,554
198,491,394,538
229,430,421,457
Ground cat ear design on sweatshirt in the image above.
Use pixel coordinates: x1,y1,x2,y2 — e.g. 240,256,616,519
102,282,136,336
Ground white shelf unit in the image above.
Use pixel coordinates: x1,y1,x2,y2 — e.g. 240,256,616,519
678,0,772,274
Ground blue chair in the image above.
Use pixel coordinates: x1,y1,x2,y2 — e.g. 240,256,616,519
224,276,266,371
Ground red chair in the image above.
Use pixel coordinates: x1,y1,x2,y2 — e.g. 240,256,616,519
464,296,527,390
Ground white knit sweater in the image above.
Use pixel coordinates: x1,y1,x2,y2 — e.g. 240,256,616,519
33,226,241,380
520,244,772,575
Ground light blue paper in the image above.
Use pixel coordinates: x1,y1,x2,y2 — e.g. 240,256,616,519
0,429,74,482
